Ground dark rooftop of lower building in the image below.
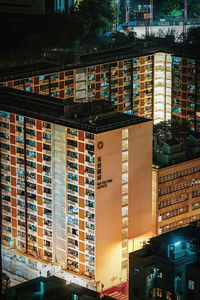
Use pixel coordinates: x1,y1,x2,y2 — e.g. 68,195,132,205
6,276,115,300
0,87,151,133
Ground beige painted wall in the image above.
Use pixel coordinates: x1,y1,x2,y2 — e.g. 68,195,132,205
128,121,153,247
95,128,122,289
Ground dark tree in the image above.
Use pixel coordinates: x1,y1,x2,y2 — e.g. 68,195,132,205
153,119,191,147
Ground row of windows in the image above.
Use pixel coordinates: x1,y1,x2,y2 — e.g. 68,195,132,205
159,213,200,234
159,206,188,221
159,165,200,183
158,193,189,209
159,178,200,196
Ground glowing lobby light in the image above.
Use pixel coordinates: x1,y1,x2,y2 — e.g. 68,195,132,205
174,241,181,247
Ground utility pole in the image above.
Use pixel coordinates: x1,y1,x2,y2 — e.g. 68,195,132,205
183,0,187,42
125,0,129,24
145,2,149,37
150,0,153,25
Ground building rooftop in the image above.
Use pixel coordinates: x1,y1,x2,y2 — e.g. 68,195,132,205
5,276,115,300
0,43,200,82
131,223,200,260
0,87,151,133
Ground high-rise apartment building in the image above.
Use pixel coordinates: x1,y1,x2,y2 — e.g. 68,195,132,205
172,54,200,131
0,87,153,289
0,52,154,119
0,46,199,130
153,135,200,236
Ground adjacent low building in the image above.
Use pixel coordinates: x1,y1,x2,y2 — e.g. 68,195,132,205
5,275,114,300
152,134,200,236
129,223,200,300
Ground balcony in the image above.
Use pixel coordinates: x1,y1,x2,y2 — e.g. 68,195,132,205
26,123,35,130
43,244,52,252
27,218,37,225
68,243,79,251
85,249,95,257
2,240,10,247
2,220,11,226
1,148,10,156
27,156,37,163
27,187,36,194
67,167,78,175
85,239,95,245
17,215,25,221
2,190,10,196
2,229,12,237
27,208,37,216
44,214,52,220
26,134,36,140
27,197,36,204
67,156,78,163
42,149,51,156
43,255,52,262
43,203,52,210
86,206,95,213
87,173,95,179
85,194,95,201
18,226,25,232
85,260,95,268
2,199,11,206
26,165,36,172
28,228,37,235
67,254,79,262
0,127,9,133
44,235,52,242
43,181,51,188
18,236,26,241
28,239,37,247
43,127,51,134
68,232,78,239
16,162,24,168
42,171,52,177
1,178,10,185
86,228,95,235
43,192,52,199
17,194,25,201
43,224,52,231
27,176,36,184
42,138,51,144
16,152,24,159
43,160,51,167
67,133,78,140
67,200,78,207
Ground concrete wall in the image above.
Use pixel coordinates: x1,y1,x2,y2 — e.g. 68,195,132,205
128,121,153,250
95,128,122,289
52,124,67,264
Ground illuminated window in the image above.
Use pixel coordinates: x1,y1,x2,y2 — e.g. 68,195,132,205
166,291,172,300
188,280,195,290
157,288,162,298
157,269,162,278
